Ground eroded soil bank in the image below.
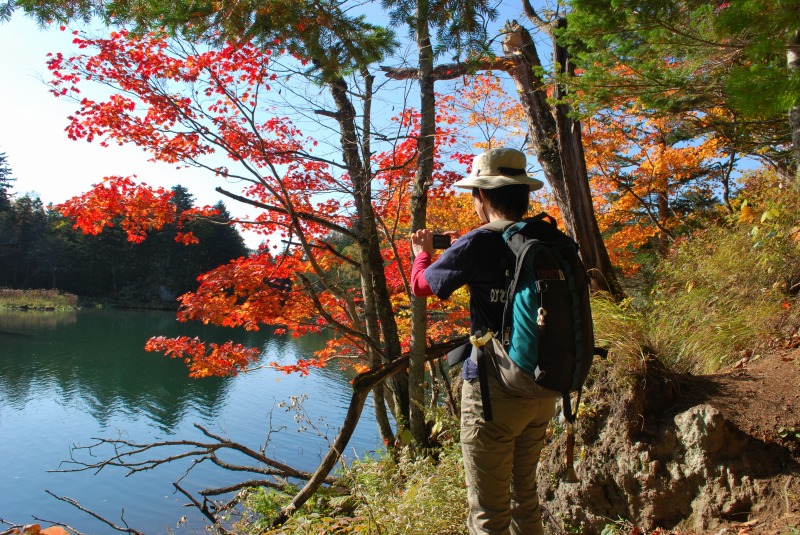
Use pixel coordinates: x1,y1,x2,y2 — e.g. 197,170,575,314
538,348,800,534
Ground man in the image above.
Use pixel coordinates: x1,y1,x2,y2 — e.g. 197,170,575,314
411,147,557,535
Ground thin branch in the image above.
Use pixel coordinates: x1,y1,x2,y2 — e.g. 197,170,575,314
314,109,339,119
173,483,233,535
653,18,747,51
375,213,412,299
194,424,327,481
296,273,384,359
44,491,145,535
271,335,468,527
199,478,285,496
215,186,360,242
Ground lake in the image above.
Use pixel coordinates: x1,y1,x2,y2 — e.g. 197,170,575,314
0,308,382,533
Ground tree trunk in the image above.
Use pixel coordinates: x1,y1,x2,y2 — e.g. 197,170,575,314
360,261,396,445
357,70,397,446
407,0,435,448
273,369,374,527
381,26,623,298
271,337,465,527
328,75,410,426
788,28,800,181
506,23,624,298
657,190,670,255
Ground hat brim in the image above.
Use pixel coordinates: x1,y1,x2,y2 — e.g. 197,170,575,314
453,174,544,191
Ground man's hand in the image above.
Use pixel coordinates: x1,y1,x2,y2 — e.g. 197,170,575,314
411,229,434,256
412,229,459,256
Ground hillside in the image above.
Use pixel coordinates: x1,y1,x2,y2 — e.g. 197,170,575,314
681,346,800,463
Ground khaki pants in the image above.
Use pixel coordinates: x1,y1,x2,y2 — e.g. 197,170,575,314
461,374,556,535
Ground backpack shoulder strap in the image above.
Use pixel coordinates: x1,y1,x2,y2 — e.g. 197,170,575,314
480,219,516,233
532,212,558,227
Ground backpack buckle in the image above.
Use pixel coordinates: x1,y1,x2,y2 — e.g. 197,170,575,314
469,330,494,348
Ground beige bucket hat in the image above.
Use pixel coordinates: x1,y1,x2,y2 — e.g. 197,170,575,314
453,148,544,191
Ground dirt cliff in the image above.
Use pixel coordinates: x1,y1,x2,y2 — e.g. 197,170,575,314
538,348,800,534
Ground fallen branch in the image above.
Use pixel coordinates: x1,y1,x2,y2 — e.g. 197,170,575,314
51,423,331,486
173,483,233,535
43,491,144,535
45,338,467,530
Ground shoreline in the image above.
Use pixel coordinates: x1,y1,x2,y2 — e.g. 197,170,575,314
0,288,80,311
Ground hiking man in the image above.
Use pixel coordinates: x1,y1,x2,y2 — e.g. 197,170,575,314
410,147,558,535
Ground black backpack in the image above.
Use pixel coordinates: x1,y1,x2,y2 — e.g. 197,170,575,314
450,213,604,423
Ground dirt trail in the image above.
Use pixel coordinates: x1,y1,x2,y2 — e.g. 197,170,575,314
652,347,800,534
678,348,800,462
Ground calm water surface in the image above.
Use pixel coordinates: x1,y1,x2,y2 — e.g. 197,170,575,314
0,309,381,533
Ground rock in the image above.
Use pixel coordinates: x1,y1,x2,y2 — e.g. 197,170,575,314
675,405,725,451
537,359,797,534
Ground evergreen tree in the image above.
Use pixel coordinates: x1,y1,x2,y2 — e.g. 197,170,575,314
0,194,47,287
0,152,15,212
0,152,15,270
562,0,800,176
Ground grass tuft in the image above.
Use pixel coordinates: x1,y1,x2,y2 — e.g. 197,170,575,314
238,438,467,535
645,170,800,374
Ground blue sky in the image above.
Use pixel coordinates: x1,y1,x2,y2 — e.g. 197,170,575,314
1,5,539,248
0,13,253,236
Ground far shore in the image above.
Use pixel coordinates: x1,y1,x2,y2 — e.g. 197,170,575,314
0,288,80,311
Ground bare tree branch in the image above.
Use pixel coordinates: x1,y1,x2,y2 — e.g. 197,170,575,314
43,491,145,535
380,58,512,81
41,335,467,532
215,187,360,242
199,478,285,496
173,483,233,535
50,423,332,486
270,336,467,527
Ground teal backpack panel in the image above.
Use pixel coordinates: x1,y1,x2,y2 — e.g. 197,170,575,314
500,215,595,395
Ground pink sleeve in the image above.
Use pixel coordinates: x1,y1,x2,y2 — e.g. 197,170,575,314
411,251,434,297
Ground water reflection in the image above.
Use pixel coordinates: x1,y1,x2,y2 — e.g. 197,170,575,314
0,309,271,429
0,308,364,436
0,309,77,331
0,308,379,534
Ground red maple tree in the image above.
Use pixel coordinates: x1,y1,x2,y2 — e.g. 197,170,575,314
50,29,470,386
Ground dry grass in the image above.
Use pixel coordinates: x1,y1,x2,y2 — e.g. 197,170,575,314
237,439,468,535
0,288,79,310
646,172,800,374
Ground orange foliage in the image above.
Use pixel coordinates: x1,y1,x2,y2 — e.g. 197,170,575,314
583,97,723,275
438,74,526,150
57,34,708,381
57,175,219,244
145,336,262,378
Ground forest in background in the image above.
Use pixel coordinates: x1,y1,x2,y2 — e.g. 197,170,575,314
0,159,248,306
